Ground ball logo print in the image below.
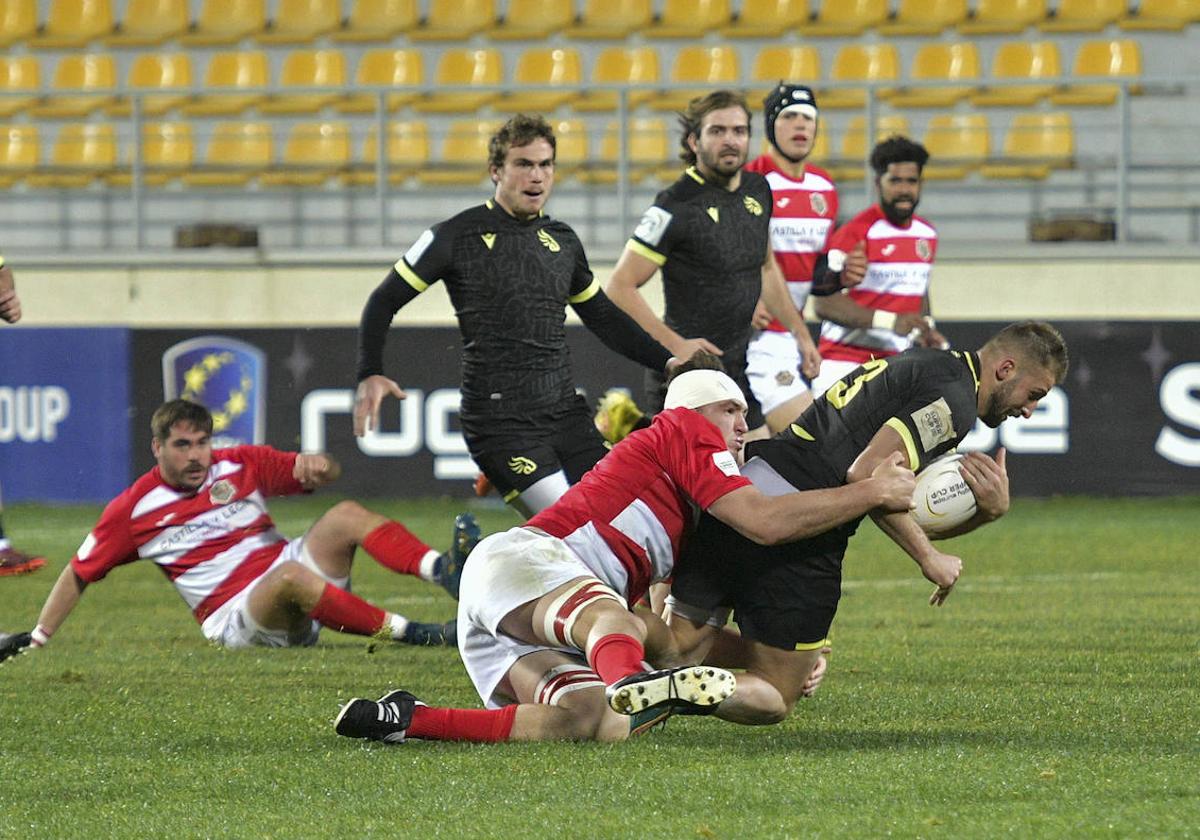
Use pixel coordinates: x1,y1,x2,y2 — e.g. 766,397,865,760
162,337,266,447
912,454,977,536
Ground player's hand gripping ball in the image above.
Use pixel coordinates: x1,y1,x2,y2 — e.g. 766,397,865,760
912,454,977,536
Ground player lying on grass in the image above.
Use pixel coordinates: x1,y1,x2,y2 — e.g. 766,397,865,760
660,321,1070,726
333,368,916,744
0,399,474,663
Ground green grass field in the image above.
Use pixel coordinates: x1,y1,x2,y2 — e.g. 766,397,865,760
1,495,1197,839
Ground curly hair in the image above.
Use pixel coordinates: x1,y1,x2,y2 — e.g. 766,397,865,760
869,135,930,176
488,114,557,171
676,90,751,166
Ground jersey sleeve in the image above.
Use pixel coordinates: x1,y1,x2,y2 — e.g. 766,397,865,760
565,231,600,303
884,363,979,471
827,212,869,254
395,221,456,292
224,446,304,497
70,494,138,583
657,410,752,510
626,192,682,267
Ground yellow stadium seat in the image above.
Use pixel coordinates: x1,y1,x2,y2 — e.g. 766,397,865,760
889,42,980,108
1050,40,1142,106
412,49,502,114
1040,0,1124,32
564,0,652,39
490,0,574,40
408,0,494,41
645,0,730,38
108,121,194,187
345,120,429,186
180,0,265,46
332,0,418,41
417,120,499,186
800,0,889,36
337,50,424,114
1120,0,1200,31
879,0,968,35
549,118,588,180
921,114,990,180
259,50,346,115
0,57,40,118
257,0,340,44
498,48,582,114
580,119,671,185
838,115,911,165
28,54,117,119
958,0,1045,34
183,121,272,186
30,0,113,49
0,0,38,48
722,0,809,38
181,51,268,117
0,125,39,187
749,47,821,104
259,122,351,187
108,53,192,118
980,113,1073,179
649,46,740,113
575,47,660,112
27,123,116,188
820,44,899,109
107,0,188,46
970,41,1060,107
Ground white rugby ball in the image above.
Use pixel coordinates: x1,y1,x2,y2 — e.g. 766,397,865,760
912,453,977,536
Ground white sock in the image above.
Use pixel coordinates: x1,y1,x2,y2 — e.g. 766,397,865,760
0,539,10,551
388,613,410,640
417,550,441,582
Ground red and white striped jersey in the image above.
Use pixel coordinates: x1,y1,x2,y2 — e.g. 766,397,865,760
744,155,839,333
528,408,751,606
70,446,304,623
818,204,938,364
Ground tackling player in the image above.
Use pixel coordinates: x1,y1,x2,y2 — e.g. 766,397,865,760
666,322,1070,726
333,368,917,744
354,114,675,519
811,135,948,396
0,400,466,662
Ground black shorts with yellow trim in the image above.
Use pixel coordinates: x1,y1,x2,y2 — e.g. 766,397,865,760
673,512,850,651
463,396,608,499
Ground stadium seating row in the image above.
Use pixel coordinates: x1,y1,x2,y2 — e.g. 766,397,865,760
0,39,1144,122
0,112,1075,190
1,0,1197,50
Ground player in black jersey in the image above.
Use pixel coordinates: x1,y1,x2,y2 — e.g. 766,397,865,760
664,321,1069,726
354,115,674,518
604,90,814,431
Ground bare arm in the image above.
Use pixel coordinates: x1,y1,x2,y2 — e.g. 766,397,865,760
759,244,821,380
707,452,914,546
34,565,89,641
604,248,721,359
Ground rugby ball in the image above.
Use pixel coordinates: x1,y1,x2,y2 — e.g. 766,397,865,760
912,453,977,536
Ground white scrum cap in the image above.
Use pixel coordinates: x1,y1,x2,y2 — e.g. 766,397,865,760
663,370,747,411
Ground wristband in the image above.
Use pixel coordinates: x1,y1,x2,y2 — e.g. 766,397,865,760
871,309,897,332
30,625,51,647
826,249,846,272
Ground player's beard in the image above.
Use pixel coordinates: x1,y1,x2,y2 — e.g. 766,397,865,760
881,194,918,226
981,379,1017,428
699,143,747,180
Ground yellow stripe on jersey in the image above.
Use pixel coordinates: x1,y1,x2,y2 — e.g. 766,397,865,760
886,416,919,470
502,488,520,503
685,166,704,184
568,277,601,304
0,254,6,268
964,351,980,392
790,423,815,441
794,637,830,651
394,259,429,292
627,239,666,267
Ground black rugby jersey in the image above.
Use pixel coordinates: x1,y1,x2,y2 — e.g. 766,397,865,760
397,202,591,415
627,167,773,361
753,348,982,486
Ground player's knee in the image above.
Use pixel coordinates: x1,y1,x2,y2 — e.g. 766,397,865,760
327,499,369,524
271,560,319,598
556,693,627,742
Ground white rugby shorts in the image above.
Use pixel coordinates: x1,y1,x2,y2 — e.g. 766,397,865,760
746,329,811,415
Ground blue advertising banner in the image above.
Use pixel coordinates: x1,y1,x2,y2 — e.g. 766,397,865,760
0,328,131,502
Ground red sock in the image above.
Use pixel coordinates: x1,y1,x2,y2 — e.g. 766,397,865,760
408,704,517,743
307,583,386,636
362,521,432,578
587,633,646,685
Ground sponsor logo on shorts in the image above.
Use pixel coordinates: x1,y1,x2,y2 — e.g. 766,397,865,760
507,456,538,475
775,370,796,387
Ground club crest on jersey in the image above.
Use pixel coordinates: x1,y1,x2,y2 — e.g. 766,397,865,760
163,336,266,448
209,479,236,505
706,207,720,223
775,370,795,387
508,456,538,475
743,196,763,216
916,239,932,261
481,233,497,250
537,229,560,252
809,193,828,216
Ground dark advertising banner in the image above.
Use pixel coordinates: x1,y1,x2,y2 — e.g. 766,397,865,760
0,327,131,502
125,321,1200,499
